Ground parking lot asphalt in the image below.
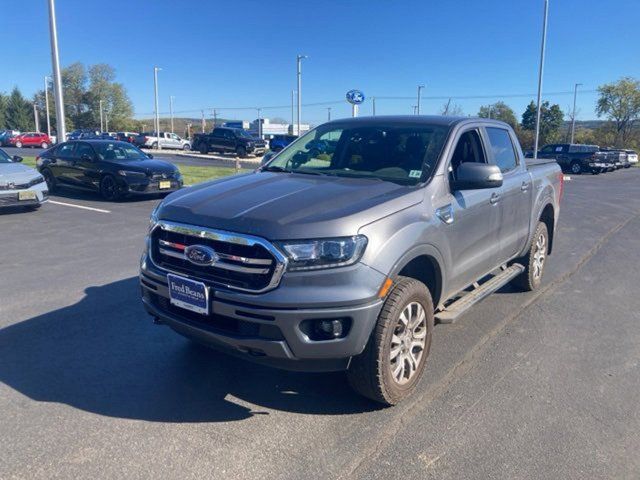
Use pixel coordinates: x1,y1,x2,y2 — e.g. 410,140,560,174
1,169,639,479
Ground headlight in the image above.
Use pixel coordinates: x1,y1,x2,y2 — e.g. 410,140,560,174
149,203,161,231
117,170,147,178
276,235,367,271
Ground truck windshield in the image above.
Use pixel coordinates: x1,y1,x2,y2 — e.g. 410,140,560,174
264,123,449,185
235,130,254,138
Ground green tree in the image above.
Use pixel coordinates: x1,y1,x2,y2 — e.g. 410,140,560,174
478,101,517,128
596,77,640,146
521,100,564,146
0,92,7,129
5,87,31,131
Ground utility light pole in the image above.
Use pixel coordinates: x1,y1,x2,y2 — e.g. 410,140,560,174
170,95,175,134
290,90,296,134
47,0,66,141
570,82,582,144
296,55,307,136
105,111,109,132
99,99,104,132
533,0,549,160
201,110,205,133
44,76,51,137
372,97,376,116
153,66,161,150
257,108,262,138
33,103,40,132
213,109,218,128
417,85,425,115
327,107,331,122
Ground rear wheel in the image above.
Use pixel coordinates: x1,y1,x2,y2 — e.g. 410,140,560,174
41,168,56,193
570,161,582,174
513,221,549,291
99,175,122,201
183,143,191,151
15,141,22,148
41,142,49,149
151,142,158,149
347,276,434,405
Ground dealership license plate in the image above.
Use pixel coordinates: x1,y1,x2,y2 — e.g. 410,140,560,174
167,274,209,315
18,191,37,201
159,181,171,189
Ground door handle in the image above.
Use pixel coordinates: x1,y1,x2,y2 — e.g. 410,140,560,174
490,193,501,204
521,182,530,192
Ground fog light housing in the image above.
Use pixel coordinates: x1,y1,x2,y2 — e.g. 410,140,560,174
301,318,351,341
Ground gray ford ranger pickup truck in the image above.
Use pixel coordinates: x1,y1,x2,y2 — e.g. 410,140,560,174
140,116,562,405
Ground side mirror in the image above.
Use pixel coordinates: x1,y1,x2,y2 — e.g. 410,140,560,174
81,153,93,162
12,155,23,163
147,153,154,159
451,163,503,190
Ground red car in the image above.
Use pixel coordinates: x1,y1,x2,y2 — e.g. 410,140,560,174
9,132,51,149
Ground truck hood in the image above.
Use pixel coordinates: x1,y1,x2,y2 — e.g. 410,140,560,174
159,172,423,239
0,163,40,185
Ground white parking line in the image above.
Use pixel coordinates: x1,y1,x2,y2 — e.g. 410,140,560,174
48,200,111,213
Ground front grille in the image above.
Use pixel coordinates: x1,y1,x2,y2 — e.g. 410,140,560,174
151,172,177,180
150,221,286,293
0,176,44,190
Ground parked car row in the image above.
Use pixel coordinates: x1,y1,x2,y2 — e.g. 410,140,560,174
526,143,637,174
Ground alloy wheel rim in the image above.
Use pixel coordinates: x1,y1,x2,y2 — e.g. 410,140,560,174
572,164,580,173
103,178,116,198
532,232,546,280
389,301,427,385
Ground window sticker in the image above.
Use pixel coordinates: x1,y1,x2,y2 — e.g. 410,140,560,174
409,170,422,178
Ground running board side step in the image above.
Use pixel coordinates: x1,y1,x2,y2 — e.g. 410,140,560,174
435,264,525,324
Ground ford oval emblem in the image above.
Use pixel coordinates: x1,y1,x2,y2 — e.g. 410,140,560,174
184,245,219,266
346,89,365,105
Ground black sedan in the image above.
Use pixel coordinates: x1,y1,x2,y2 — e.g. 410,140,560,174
37,140,183,200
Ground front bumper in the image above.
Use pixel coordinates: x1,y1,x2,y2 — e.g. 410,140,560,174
0,186,48,208
139,252,384,371
121,177,183,195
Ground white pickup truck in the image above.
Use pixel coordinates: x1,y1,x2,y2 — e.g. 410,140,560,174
135,132,191,151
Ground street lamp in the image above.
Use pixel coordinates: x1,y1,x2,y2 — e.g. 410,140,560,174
417,85,425,115
257,108,263,138
170,95,175,134
290,90,296,134
99,99,104,132
153,66,161,149
47,0,66,141
533,0,549,160
33,103,40,132
570,83,582,144
44,76,52,138
296,54,307,136
372,97,376,116
327,107,331,122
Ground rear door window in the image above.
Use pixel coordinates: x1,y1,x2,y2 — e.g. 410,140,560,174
486,127,518,173
56,143,76,157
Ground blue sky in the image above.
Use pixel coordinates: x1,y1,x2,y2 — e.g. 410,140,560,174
2,0,638,125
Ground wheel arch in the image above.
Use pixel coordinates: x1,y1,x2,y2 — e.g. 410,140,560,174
539,202,555,254
387,247,445,309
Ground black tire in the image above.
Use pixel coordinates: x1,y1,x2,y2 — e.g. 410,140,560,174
183,143,191,151
513,221,549,292
236,146,247,158
347,276,434,405
99,175,122,201
41,168,56,193
15,141,22,148
591,169,600,175
199,144,208,155
151,142,158,149
570,161,582,175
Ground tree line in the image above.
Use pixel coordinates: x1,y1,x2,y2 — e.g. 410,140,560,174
1,66,639,150
0,62,139,134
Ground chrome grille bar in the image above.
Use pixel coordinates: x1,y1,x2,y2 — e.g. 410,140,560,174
158,248,270,274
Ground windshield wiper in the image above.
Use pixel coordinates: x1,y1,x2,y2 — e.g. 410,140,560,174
263,165,292,173
289,169,327,176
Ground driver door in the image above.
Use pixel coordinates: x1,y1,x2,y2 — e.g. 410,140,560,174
437,127,503,295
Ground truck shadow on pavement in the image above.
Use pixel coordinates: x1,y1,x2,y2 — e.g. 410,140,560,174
0,277,379,422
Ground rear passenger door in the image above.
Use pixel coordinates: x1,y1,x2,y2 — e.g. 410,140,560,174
50,142,77,185
485,127,532,262
439,127,503,294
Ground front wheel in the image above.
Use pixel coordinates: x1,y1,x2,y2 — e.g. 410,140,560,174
15,141,22,148
513,221,549,291
570,162,582,174
183,143,191,151
236,146,247,158
347,276,434,405
99,175,122,201
199,144,208,155
41,142,49,149
41,168,56,193
151,142,158,149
